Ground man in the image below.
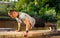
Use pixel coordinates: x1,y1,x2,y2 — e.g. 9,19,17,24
8,10,57,37
8,10,35,37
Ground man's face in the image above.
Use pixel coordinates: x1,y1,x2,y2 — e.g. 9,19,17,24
9,11,18,18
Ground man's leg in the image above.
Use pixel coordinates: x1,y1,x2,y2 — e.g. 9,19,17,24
50,23,57,32
53,23,57,32
49,27,52,31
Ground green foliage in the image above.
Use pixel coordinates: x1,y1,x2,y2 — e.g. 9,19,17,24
0,1,17,16
0,4,8,16
15,0,26,11
0,0,58,22
15,0,57,22
7,1,17,11
39,5,57,22
45,8,57,22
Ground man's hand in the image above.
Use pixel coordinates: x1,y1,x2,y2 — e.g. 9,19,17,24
15,22,21,32
23,30,28,37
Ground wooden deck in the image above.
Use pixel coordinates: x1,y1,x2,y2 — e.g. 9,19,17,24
0,29,60,38
0,20,59,38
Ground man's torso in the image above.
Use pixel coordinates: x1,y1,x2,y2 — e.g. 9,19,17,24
15,12,36,28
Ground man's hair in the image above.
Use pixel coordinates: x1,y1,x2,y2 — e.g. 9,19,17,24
9,10,17,13
8,10,17,16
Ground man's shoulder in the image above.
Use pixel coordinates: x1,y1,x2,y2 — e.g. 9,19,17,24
19,12,26,13
19,12,25,14
19,12,29,15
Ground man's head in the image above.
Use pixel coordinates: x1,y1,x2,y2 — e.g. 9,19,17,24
8,10,18,18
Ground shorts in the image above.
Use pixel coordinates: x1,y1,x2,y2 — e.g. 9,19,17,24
34,18,45,27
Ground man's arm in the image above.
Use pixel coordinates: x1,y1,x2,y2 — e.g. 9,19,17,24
15,18,22,32
23,17,30,37
17,22,21,32
24,17,30,32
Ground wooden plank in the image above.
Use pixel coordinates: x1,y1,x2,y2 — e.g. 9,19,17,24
0,28,14,31
0,30,59,38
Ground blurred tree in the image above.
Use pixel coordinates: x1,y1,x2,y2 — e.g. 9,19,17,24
0,0,17,16
0,0,57,22
7,1,17,11
15,0,57,22
0,4,8,16
15,0,49,16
